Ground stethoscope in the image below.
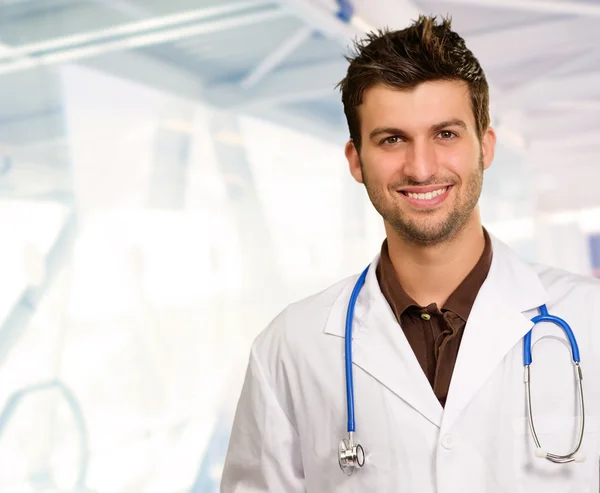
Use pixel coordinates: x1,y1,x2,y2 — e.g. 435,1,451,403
338,265,586,475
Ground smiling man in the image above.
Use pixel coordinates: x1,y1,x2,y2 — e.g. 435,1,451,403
221,16,600,493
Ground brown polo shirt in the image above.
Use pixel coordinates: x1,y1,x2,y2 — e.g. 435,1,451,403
376,230,493,407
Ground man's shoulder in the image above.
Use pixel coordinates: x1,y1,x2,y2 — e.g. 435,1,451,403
251,273,358,358
530,261,600,300
285,274,359,322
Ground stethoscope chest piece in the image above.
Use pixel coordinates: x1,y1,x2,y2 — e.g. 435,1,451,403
338,435,365,476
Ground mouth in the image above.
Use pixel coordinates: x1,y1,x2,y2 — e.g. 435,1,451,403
397,185,452,208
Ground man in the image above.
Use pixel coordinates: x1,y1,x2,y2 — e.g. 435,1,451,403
221,16,600,492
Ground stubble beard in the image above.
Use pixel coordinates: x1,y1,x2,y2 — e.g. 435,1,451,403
360,155,484,247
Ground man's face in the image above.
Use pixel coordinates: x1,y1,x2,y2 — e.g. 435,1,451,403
345,80,496,246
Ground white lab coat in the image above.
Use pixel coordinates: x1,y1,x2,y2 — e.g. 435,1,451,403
221,234,600,493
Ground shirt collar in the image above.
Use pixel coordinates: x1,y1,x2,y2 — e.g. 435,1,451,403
376,228,493,321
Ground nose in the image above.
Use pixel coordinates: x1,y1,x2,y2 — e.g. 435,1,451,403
404,139,438,183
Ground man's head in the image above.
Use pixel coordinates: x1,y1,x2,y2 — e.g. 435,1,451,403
338,16,496,246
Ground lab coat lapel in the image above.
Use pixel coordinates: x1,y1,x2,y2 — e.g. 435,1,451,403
440,236,547,434
324,258,443,428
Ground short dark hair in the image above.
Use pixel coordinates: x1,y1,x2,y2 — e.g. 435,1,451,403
337,15,489,151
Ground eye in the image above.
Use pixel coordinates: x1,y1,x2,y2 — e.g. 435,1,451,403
438,130,457,140
381,136,403,145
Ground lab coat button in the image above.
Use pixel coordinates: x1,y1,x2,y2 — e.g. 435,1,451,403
441,434,455,450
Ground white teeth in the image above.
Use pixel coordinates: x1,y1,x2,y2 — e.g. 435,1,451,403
406,187,447,200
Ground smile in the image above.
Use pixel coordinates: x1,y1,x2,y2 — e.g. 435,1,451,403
404,187,448,200
398,185,452,207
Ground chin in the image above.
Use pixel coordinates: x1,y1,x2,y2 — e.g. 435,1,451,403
391,217,461,245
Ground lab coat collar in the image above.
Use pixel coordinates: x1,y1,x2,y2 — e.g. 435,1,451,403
440,233,547,433
323,233,548,430
324,254,444,427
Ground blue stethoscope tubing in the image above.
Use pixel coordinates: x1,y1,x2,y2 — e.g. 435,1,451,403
524,304,580,364
341,264,586,473
344,265,370,434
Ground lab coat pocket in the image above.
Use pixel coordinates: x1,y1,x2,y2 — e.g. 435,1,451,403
512,416,599,493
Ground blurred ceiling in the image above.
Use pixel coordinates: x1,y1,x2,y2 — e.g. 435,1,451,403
0,0,598,211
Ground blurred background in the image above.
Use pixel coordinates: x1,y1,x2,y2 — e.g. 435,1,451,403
1,0,600,491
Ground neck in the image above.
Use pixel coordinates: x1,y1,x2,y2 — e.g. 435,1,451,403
385,213,486,308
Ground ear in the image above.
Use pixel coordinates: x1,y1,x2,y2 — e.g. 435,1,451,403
345,140,363,184
481,126,496,170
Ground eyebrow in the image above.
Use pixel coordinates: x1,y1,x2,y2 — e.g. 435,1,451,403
369,119,468,140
